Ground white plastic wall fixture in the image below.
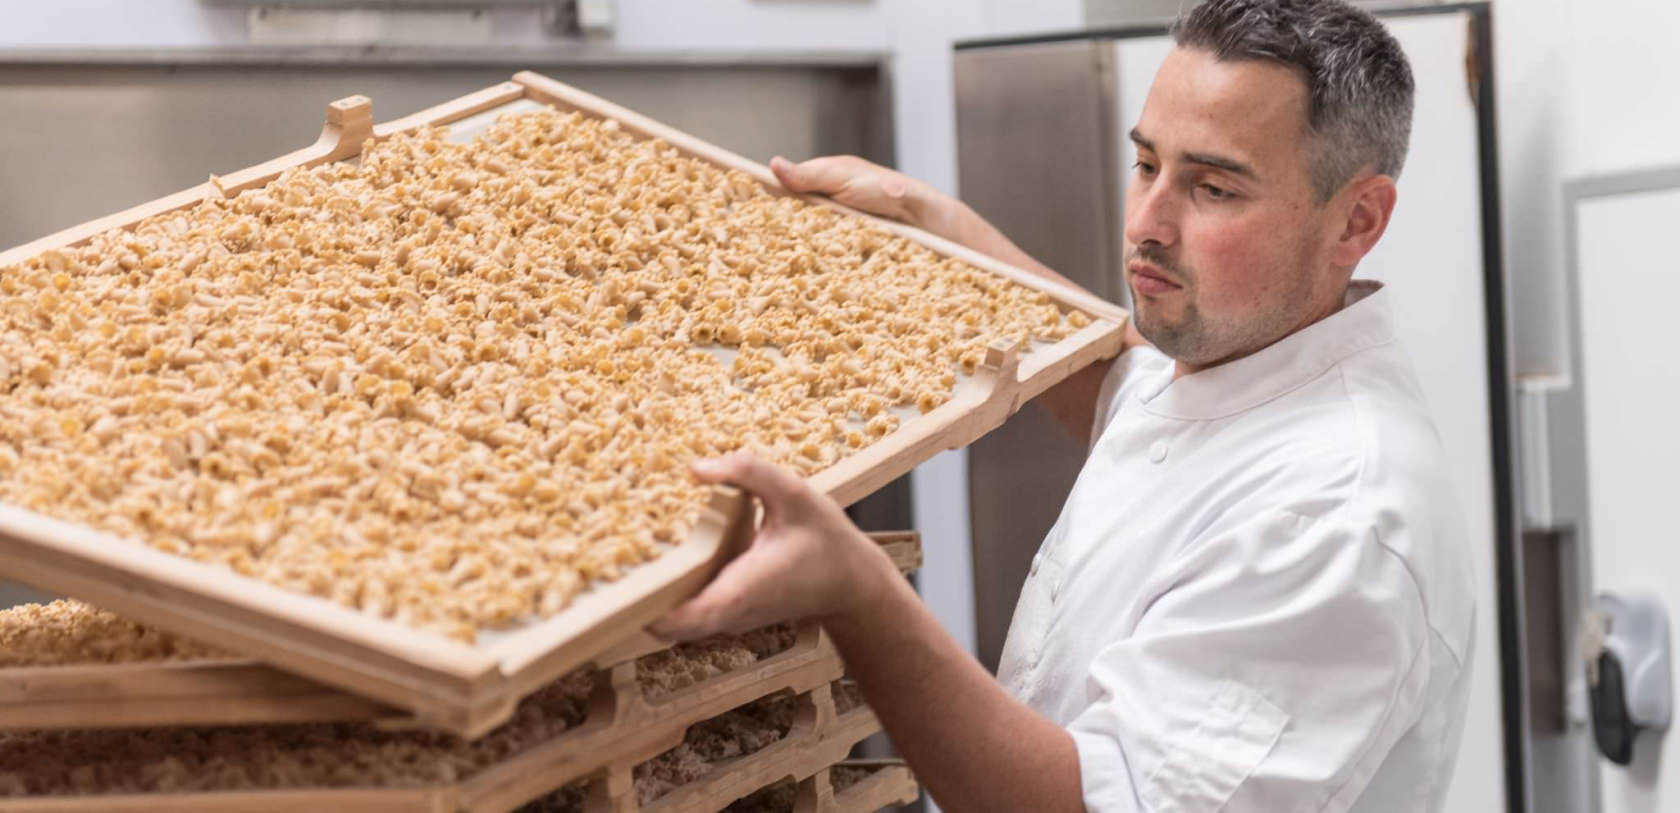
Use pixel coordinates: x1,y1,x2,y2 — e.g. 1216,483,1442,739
1597,591,1672,730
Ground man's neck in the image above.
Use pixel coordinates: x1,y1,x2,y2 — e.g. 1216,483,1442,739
1170,287,1352,380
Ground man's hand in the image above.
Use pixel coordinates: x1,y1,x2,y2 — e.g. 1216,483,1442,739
771,154,1145,446
650,455,1087,813
649,452,896,642
770,155,947,232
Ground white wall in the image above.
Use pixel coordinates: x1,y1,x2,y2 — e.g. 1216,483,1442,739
1549,0,1680,386
1575,185,1680,813
1495,0,1680,810
1496,0,1680,372
1493,0,1571,378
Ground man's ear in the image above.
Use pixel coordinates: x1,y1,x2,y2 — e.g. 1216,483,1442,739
1328,173,1398,268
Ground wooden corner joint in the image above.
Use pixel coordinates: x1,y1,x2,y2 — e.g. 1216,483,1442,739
326,94,373,125
210,93,375,199
982,336,1023,375
600,763,635,812
596,661,641,725
766,682,829,754
322,95,376,156
795,769,831,813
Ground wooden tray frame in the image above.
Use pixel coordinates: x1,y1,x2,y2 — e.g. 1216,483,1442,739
0,533,919,732
0,73,1127,738
533,678,874,813
786,760,919,813
634,685,879,813
0,623,843,813
619,723,916,813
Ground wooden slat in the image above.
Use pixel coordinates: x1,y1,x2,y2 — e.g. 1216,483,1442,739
0,659,394,729
0,787,457,813
0,183,217,268
826,762,919,813
371,81,527,139
0,532,918,731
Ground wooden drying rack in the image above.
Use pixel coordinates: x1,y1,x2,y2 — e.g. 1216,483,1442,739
0,72,1128,738
0,533,923,732
0,623,853,812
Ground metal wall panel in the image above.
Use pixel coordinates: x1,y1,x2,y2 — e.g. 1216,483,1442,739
0,61,889,249
954,39,1124,671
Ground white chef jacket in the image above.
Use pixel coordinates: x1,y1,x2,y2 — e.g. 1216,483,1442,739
997,281,1476,812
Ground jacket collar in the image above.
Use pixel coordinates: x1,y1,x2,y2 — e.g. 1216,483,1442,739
1139,280,1392,421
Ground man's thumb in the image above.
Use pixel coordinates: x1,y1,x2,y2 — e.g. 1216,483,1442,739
770,155,808,192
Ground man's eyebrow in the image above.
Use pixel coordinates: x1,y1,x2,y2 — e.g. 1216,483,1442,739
1183,151,1257,179
1128,127,1153,152
1129,127,1257,179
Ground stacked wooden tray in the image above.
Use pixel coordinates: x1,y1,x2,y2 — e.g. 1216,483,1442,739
0,533,923,733
0,622,838,811
0,534,923,811
0,71,1123,754
715,759,920,813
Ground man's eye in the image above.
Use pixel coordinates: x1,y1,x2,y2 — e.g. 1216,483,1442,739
1133,161,1158,177
1199,184,1234,200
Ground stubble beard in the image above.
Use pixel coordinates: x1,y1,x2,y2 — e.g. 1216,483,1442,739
1128,243,1317,370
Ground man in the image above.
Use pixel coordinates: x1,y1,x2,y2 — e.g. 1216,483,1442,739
652,0,1475,810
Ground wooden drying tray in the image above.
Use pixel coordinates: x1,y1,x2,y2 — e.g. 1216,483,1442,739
822,761,920,813
0,533,923,731
526,674,883,813
621,684,887,813
0,624,845,813
0,73,1127,739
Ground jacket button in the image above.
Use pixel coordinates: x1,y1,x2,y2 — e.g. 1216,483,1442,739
1149,440,1169,463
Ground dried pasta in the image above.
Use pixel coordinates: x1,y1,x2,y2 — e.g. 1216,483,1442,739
0,107,1087,640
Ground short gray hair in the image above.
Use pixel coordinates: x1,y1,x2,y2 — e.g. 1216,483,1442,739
1171,0,1414,200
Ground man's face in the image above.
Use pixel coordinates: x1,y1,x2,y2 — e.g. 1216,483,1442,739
1124,47,1345,370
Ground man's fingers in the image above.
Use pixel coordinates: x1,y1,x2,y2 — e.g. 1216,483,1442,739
769,155,809,192
771,155,915,223
692,452,808,518
648,595,725,642
770,154,829,193
771,155,855,195
878,172,909,201
648,544,790,641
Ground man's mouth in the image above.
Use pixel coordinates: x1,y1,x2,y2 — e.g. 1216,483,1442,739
1127,261,1182,297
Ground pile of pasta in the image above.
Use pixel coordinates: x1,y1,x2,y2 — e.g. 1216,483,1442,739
0,107,1086,640
0,599,223,667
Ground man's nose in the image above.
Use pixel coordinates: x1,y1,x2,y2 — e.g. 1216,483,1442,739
1124,179,1180,249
